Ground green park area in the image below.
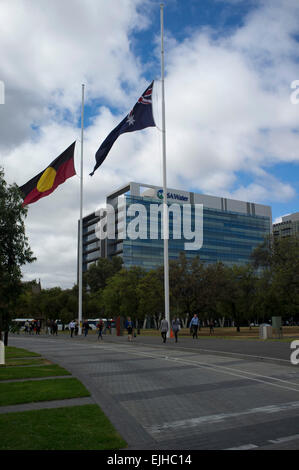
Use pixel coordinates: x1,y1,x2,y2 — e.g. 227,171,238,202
3,236,298,344
0,166,298,347
139,326,299,341
0,346,127,450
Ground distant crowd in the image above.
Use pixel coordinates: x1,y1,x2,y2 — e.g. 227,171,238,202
21,315,216,342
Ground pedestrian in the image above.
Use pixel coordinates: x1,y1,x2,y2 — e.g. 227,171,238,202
53,321,58,335
209,319,214,335
24,320,29,335
189,313,199,339
83,319,89,337
96,319,104,340
160,317,169,343
75,321,79,336
36,320,41,335
125,317,134,342
69,320,75,338
171,317,181,343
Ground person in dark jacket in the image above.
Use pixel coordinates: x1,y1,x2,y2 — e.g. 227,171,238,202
125,317,134,342
97,319,104,340
172,318,181,343
82,320,89,337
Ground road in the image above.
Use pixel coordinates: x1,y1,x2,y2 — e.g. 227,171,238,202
7,333,299,450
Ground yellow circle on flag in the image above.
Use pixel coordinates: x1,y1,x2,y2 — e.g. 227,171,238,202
37,167,56,192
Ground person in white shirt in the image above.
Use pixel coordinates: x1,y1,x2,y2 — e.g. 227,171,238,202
69,320,76,338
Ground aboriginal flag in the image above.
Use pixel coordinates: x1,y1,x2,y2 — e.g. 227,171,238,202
19,142,76,206
90,81,155,176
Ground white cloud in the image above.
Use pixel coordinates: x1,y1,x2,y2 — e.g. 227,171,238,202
0,0,150,150
1,0,299,287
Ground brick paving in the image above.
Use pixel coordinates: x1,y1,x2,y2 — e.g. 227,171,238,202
6,333,299,450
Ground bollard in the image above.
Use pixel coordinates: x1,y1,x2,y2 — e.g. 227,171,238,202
0,338,5,365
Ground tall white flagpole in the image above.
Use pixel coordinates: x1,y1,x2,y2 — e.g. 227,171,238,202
160,4,170,336
78,83,85,335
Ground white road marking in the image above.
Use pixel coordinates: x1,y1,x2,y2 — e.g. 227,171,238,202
179,346,290,365
92,344,299,393
146,401,299,436
226,444,258,450
269,433,299,444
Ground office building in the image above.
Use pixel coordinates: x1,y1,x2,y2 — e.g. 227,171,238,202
273,212,299,239
81,182,272,273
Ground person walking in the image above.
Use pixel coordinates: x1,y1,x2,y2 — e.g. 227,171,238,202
189,314,200,339
160,317,169,343
52,321,58,336
74,321,79,336
69,320,75,338
172,318,181,343
96,319,104,340
83,320,89,337
209,319,214,335
125,317,134,342
36,320,41,335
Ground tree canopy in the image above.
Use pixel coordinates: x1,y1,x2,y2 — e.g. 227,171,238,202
0,168,35,343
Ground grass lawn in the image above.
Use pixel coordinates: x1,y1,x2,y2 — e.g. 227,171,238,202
5,357,50,366
0,346,127,450
140,326,299,341
0,364,71,381
5,347,41,359
0,404,127,450
0,378,90,406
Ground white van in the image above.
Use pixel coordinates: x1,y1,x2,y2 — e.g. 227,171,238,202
87,318,110,330
12,319,35,330
87,319,100,330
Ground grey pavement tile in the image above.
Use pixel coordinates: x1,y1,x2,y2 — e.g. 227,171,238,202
88,364,196,378
7,335,297,450
112,378,257,401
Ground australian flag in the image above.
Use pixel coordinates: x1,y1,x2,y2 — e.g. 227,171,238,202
90,81,156,176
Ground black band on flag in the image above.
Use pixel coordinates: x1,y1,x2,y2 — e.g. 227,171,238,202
19,141,76,206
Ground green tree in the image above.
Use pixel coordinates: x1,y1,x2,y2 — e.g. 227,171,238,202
201,262,232,325
0,168,35,344
83,257,123,294
224,265,257,329
137,269,164,328
252,236,299,321
101,267,146,326
169,252,205,322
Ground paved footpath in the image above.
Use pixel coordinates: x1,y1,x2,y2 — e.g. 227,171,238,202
6,333,299,450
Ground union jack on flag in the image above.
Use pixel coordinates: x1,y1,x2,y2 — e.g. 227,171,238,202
90,81,156,176
137,83,153,105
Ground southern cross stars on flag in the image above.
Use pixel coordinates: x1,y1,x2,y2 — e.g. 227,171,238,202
18,81,156,207
90,81,156,176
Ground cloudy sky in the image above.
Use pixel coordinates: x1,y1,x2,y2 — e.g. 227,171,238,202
1,0,299,288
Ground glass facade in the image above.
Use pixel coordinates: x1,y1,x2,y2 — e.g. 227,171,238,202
80,183,272,276
273,213,299,239
118,195,271,271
